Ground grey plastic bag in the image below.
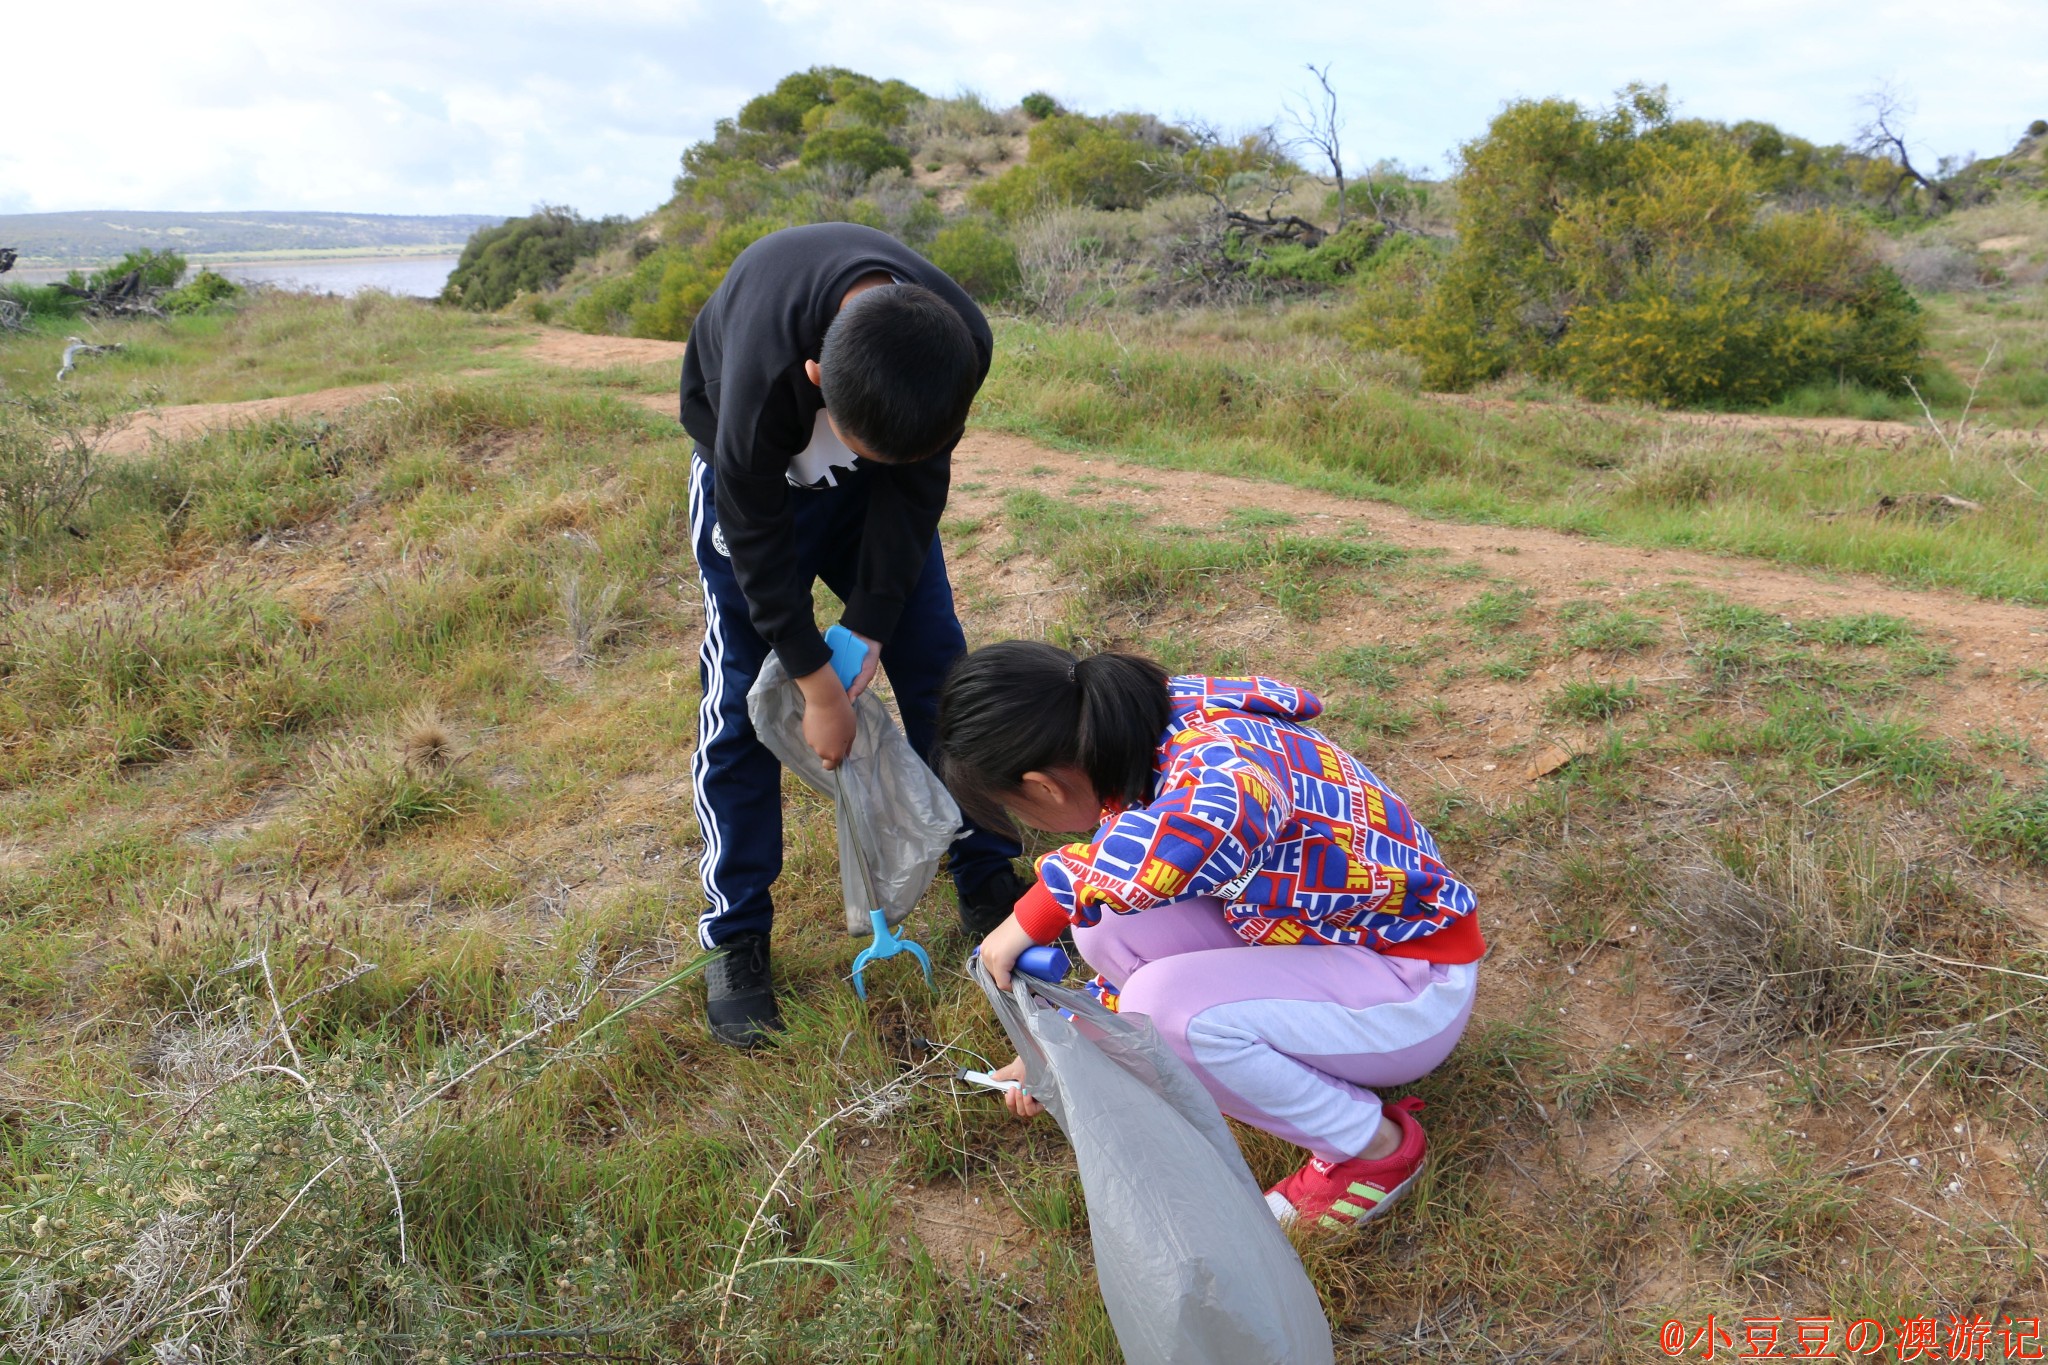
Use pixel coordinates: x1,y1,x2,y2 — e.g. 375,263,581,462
746,652,964,932
974,960,1335,1365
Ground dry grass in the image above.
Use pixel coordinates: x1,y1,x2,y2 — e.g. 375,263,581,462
1648,821,2001,1057
557,571,626,666
288,714,477,862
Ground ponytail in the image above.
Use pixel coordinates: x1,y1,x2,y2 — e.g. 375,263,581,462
936,641,1171,831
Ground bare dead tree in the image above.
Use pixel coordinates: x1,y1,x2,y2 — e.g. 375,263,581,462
1145,123,1325,246
53,269,168,319
1133,123,1327,302
1285,62,1356,230
1854,83,1953,214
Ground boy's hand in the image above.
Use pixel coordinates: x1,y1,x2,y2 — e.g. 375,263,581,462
992,1056,1043,1119
843,630,881,700
977,911,1036,991
796,666,858,769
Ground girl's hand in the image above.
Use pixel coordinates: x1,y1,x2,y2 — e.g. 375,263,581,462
992,1057,1043,1118
977,912,1036,991
796,666,858,769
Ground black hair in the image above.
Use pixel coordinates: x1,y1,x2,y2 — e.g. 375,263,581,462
935,641,1172,832
818,283,978,463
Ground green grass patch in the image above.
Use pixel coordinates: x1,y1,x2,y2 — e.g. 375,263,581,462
1560,602,1661,654
1964,783,2048,866
1457,585,1535,633
0,292,527,406
1002,488,1405,620
1548,677,1642,721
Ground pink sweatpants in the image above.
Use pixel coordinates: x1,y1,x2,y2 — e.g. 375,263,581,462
1074,897,1477,1161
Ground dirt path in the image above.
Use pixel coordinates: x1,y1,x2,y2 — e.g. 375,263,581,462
948,430,2048,662
102,384,400,456
521,331,687,369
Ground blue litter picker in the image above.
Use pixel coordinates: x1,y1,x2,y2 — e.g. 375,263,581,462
745,625,961,999
838,763,933,999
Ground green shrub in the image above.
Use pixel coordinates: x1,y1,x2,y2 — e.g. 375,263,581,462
970,114,1174,219
1340,234,1446,351
1021,91,1061,121
926,219,1020,300
739,67,922,136
1407,85,1925,405
442,207,624,312
73,248,186,291
798,125,912,178
160,268,243,315
565,217,781,340
1246,221,1389,286
0,281,85,322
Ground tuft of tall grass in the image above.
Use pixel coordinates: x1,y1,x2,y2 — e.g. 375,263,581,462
1457,585,1535,633
288,710,477,861
0,391,118,554
1560,602,1661,655
1964,782,2048,867
0,576,352,781
1548,677,1641,721
557,572,626,665
1647,820,2028,1061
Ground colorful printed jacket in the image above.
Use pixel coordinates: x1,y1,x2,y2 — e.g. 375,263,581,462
1021,676,1481,961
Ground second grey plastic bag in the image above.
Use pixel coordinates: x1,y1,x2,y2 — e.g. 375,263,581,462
973,959,1335,1365
746,652,964,933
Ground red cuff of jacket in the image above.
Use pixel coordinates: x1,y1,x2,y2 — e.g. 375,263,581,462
1376,911,1486,965
1012,880,1069,944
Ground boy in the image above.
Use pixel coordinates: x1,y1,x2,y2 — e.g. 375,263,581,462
679,221,1028,1047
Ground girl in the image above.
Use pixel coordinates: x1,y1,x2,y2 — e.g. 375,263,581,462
936,643,1482,1232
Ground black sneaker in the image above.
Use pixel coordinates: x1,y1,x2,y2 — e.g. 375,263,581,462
704,932,782,1048
956,864,1032,939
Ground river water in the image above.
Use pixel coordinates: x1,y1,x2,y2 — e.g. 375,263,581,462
8,255,461,298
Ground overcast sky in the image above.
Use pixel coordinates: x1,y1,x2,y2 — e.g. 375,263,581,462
4,0,2043,219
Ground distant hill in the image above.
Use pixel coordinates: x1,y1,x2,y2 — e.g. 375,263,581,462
0,211,506,266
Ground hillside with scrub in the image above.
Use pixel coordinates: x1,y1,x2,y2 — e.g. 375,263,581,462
2,69,2048,1365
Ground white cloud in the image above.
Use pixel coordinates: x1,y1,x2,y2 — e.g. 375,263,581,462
0,0,2040,216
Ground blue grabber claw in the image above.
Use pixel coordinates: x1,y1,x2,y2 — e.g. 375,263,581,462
822,656,934,1001
850,907,934,1000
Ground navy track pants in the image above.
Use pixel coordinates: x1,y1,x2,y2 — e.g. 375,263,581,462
687,451,1020,948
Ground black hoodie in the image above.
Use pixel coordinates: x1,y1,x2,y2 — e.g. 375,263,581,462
678,222,992,679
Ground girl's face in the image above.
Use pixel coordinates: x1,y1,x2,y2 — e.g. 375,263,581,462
1004,766,1106,833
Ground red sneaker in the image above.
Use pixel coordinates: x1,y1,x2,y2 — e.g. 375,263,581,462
1264,1097,1427,1232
